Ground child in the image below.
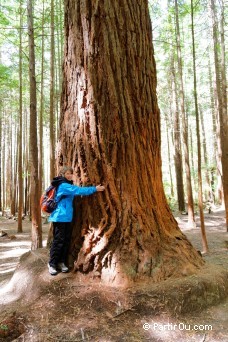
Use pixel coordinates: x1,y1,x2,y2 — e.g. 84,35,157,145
48,166,105,275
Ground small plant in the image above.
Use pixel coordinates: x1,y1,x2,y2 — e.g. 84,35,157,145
0,324,9,331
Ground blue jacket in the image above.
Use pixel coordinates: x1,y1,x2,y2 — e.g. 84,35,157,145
48,182,97,222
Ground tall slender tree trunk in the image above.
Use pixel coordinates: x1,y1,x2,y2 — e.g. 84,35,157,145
208,54,221,204
174,0,195,228
27,0,42,249
164,111,174,197
13,129,18,214
210,0,228,230
189,127,197,195
0,51,2,214
200,107,212,202
171,56,185,212
56,0,63,130
0,104,2,213
58,0,204,284
15,134,19,214
191,0,208,252
2,109,6,216
220,0,227,125
10,123,17,216
220,0,228,210
23,109,29,216
219,0,227,212
208,57,217,162
7,119,12,212
38,0,45,199
18,0,23,232
49,0,55,180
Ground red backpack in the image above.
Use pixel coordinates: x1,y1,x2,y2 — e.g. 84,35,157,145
40,185,58,214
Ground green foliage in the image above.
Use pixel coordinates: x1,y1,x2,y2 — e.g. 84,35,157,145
0,64,11,86
0,64,18,89
0,10,10,26
0,324,8,330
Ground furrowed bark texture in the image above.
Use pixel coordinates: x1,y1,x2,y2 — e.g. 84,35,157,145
59,0,204,284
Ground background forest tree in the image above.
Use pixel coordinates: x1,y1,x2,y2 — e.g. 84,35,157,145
0,0,227,238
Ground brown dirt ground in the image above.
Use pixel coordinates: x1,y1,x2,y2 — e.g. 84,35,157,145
0,208,227,342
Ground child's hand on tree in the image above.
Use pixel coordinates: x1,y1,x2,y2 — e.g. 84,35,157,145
96,184,105,192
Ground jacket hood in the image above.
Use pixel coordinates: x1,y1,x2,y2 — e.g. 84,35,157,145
51,176,73,187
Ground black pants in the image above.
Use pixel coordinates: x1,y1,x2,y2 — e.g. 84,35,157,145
49,222,73,267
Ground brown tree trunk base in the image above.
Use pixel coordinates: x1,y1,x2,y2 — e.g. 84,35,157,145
71,199,204,286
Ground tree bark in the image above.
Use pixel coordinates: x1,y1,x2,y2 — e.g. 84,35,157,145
7,118,11,211
208,55,217,164
208,53,221,204
10,123,17,217
23,108,29,216
38,0,45,200
164,111,174,198
58,0,204,284
210,0,228,231
171,56,185,212
174,0,195,228
191,0,208,252
18,0,23,232
220,0,227,128
220,0,228,216
27,0,42,249
0,103,2,213
49,0,55,181
200,107,212,203
56,0,63,130
2,109,6,216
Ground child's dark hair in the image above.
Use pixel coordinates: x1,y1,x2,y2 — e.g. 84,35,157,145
58,166,73,177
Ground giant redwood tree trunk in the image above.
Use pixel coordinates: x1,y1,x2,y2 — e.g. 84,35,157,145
58,0,204,285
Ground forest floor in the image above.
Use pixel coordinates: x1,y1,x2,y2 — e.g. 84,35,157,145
0,208,227,342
